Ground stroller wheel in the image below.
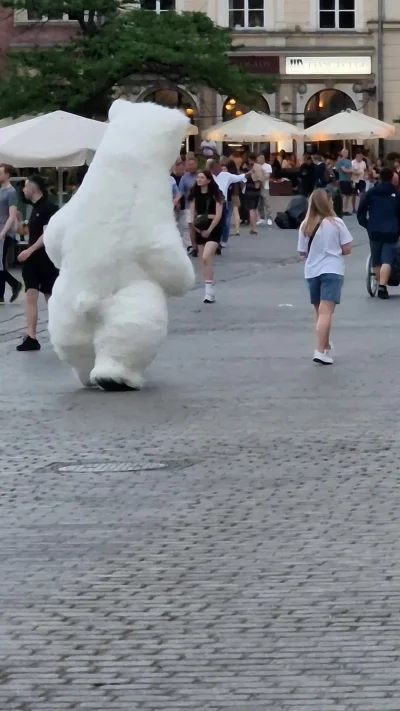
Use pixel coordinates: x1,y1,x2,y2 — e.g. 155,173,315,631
366,253,378,297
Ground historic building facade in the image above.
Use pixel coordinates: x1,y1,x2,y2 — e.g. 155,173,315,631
2,0,400,150
205,0,400,152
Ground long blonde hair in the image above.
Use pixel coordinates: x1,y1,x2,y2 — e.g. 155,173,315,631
301,188,335,237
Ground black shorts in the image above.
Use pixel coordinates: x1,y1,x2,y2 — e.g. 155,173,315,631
243,193,260,211
339,181,352,196
22,252,59,295
194,217,223,246
352,180,366,195
370,240,398,268
195,227,223,246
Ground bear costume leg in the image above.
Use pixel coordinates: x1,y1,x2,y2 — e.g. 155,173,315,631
48,287,96,387
62,346,96,388
90,282,168,391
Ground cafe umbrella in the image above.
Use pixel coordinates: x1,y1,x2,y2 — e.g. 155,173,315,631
0,110,198,205
304,109,396,141
202,110,303,143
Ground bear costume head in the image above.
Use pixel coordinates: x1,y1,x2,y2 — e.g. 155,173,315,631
106,98,190,169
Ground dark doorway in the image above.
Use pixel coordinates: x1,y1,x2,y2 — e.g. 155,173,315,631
304,89,356,155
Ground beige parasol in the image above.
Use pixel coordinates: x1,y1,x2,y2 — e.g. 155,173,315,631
202,110,302,142
186,124,198,136
304,109,396,141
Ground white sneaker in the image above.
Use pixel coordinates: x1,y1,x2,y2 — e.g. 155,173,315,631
313,350,333,365
204,284,216,304
267,218,273,226
256,218,266,226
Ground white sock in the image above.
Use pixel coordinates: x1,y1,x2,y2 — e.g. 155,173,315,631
205,281,215,299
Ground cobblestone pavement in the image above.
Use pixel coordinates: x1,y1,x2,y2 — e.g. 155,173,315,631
1,218,400,711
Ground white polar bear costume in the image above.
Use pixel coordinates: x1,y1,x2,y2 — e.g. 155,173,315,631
44,100,195,391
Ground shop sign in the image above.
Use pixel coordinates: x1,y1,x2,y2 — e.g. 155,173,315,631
231,55,279,74
285,56,372,75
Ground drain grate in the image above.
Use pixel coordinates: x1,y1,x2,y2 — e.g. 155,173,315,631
58,462,167,473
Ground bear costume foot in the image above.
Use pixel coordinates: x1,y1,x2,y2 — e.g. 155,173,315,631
95,378,138,392
90,360,145,391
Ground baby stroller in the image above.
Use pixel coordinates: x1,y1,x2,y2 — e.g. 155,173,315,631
366,243,400,296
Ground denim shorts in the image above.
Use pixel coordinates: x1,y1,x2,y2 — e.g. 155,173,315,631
370,240,398,268
307,273,344,305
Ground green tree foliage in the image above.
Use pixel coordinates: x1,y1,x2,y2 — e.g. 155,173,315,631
0,2,274,118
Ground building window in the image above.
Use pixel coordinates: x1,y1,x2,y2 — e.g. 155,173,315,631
140,0,176,11
25,1,67,20
26,10,69,20
229,0,266,29
319,0,355,29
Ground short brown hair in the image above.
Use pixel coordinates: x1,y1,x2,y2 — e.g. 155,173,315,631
0,163,14,176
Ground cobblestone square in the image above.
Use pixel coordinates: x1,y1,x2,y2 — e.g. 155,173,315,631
0,221,399,710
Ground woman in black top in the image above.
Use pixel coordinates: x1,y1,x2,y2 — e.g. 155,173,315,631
188,170,223,303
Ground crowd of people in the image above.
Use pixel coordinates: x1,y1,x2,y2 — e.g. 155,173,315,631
0,142,400,361
168,145,400,362
168,146,400,304
170,151,279,302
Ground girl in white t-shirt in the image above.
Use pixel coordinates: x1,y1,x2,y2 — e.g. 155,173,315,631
298,189,353,365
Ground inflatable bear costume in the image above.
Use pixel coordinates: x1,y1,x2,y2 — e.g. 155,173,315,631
44,100,195,390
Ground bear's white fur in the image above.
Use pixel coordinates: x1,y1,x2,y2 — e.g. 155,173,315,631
44,99,195,390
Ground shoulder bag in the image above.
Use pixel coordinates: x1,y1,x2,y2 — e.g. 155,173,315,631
194,196,211,231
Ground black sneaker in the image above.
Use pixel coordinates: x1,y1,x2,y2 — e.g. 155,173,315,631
10,282,23,303
16,336,41,351
378,286,389,300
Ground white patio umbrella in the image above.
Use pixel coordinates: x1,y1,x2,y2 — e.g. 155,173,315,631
0,111,108,205
0,110,197,204
0,110,107,168
202,110,302,142
304,109,396,141
186,124,198,136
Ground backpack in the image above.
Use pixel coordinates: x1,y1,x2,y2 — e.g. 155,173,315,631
274,211,291,230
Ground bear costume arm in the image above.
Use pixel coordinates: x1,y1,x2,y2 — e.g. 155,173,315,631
43,208,65,269
139,228,195,297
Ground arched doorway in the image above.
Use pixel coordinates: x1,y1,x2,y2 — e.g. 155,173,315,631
304,89,356,129
222,95,270,156
141,87,197,153
223,95,270,122
304,89,356,155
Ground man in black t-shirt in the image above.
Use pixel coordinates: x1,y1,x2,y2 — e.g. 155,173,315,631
16,174,59,351
312,154,331,189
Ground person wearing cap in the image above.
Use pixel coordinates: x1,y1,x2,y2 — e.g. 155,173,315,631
16,174,59,351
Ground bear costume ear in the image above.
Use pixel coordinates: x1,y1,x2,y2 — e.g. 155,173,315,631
108,99,131,122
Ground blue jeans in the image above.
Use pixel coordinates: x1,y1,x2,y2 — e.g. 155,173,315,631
307,273,344,305
221,202,232,244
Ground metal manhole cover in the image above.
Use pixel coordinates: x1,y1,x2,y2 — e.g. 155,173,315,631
58,462,167,473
